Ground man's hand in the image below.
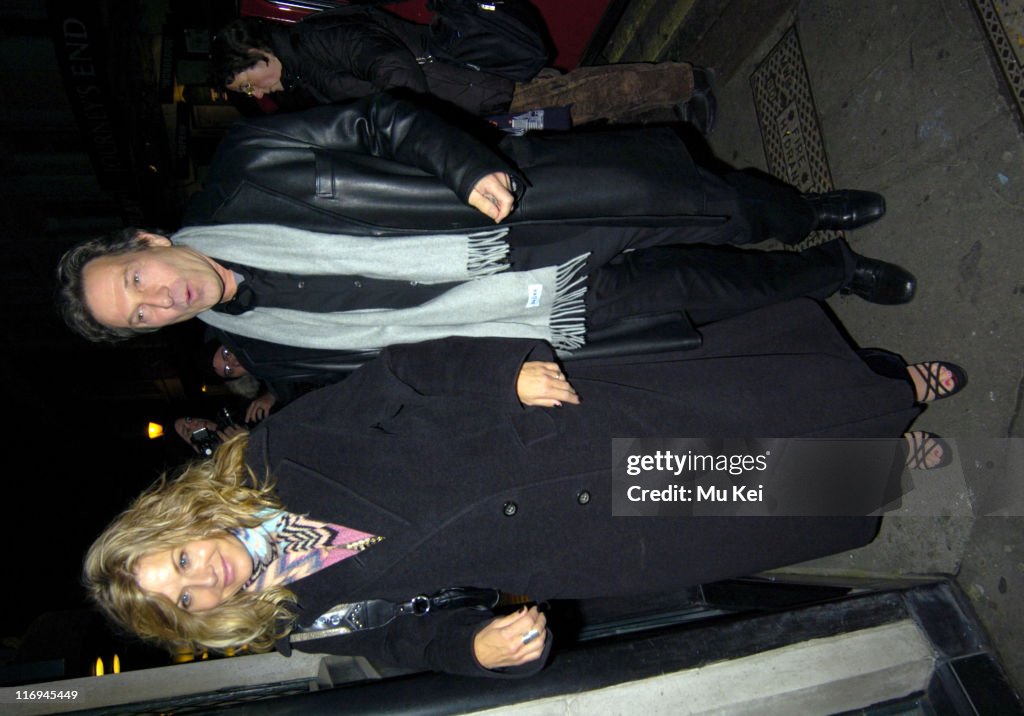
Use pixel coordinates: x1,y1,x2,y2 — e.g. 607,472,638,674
245,392,277,423
468,172,515,223
473,606,547,670
516,361,580,407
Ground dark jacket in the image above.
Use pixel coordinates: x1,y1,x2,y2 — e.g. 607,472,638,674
271,7,514,115
182,94,711,237
182,94,716,384
246,301,913,676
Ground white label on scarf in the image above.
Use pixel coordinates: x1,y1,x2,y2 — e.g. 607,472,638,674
525,284,543,308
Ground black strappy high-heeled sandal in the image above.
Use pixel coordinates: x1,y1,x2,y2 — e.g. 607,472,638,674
904,431,953,470
907,361,968,403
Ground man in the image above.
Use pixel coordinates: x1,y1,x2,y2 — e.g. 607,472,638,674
211,343,246,380
209,344,277,422
57,95,912,373
210,342,322,419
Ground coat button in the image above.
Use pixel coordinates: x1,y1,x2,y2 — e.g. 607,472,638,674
296,280,305,289
409,280,419,285
502,501,518,516
577,490,591,505
354,280,362,288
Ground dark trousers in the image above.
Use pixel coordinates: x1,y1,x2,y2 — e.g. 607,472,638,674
510,224,855,330
715,169,818,245
585,239,854,328
510,166,816,251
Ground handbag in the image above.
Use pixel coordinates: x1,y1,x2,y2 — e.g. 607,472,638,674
289,586,502,644
426,0,551,82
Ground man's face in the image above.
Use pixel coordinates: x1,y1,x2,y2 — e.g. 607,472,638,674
227,53,284,99
212,346,248,378
82,234,230,330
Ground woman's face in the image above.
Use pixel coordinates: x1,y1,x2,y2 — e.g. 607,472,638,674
226,53,284,98
135,534,253,612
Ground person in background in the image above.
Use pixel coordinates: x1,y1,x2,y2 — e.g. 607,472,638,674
213,11,717,132
209,344,276,423
208,341,333,421
173,416,248,456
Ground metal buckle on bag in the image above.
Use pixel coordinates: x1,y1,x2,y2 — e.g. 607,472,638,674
411,595,431,615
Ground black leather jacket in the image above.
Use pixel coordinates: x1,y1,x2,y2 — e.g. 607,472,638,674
183,94,709,236
183,94,715,382
184,94,518,234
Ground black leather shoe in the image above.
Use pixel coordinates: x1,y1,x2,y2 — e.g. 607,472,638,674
676,67,717,135
805,190,886,231
842,255,916,305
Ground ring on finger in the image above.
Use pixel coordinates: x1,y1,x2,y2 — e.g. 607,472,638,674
521,628,540,645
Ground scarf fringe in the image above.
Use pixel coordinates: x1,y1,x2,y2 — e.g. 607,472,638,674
549,252,590,350
467,229,512,277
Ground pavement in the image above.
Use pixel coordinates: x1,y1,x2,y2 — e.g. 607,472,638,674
601,0,1024,695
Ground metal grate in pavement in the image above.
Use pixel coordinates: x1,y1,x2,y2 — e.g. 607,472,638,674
972,0,1024,127
749,26,842,249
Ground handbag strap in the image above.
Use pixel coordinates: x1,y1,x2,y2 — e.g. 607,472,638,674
289,586,501,645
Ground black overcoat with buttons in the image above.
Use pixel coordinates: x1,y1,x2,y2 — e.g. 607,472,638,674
245,300,921,676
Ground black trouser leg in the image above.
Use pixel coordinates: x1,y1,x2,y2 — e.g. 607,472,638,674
585,239,856,328
509,224,733,269
715,169,817,245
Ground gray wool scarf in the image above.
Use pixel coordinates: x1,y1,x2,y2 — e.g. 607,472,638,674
175,224,590,351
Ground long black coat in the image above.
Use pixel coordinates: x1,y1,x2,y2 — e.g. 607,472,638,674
247,300,920,676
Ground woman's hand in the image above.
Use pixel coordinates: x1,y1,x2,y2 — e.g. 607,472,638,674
245,392,277,423
473,606,548,670
468,172,515,223
516,361,580,407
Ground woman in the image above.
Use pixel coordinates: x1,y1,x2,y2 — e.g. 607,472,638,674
212,12,714,130
85,300,964,677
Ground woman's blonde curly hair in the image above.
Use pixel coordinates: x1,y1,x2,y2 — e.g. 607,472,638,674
84,434,298,654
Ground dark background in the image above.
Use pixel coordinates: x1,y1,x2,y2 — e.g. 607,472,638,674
3,0,611,680
4,0,249,678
